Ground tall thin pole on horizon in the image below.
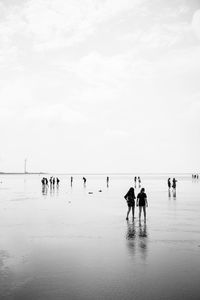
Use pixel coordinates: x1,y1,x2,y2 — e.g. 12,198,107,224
24,159,27,174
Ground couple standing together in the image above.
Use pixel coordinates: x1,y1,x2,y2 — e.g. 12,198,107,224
124,187,148,221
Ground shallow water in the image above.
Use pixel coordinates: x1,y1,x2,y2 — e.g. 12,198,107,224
0,174,200,300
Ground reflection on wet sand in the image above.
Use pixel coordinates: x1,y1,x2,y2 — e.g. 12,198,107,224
42,185,48,196
0,250,12,298
126,221,148,260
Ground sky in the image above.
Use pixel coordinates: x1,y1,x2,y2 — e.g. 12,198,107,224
0,0,200,173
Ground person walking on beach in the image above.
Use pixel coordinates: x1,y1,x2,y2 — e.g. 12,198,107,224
167,178,171,189
106,176,109,187
124,187,136,220
137,188,148,221
56,177,60,185
83,177,87,186
172,178,177,190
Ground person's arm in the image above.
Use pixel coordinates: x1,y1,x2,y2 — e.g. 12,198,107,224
124,192,128,200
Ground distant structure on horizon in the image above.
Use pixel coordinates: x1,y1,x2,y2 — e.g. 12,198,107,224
24,159,27,174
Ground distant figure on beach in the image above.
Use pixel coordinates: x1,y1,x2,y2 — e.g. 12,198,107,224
71,176,73,186
172,178,177,190
83,177,87,185
106,176,109,187
167,178,171,189
138,177,141,186
52,177,55,186
41,177,48,186
137,188,148,221
56,177,60,185
124,187,136,220
192,174,199,180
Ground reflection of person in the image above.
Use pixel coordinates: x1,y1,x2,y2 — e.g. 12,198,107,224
124,187,136,220
173,189,176,199
138,221,148,260
137,188,148,221
139,221,147,238
126,221,136,256
126,220,136,240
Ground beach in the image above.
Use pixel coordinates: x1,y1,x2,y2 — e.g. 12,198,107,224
0,174,200,300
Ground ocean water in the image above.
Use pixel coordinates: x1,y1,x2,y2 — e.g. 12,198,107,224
0,174,200,300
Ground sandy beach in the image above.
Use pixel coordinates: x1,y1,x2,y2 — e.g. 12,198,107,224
0,174,200,300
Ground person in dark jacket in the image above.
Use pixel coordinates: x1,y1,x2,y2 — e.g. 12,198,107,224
124,187,136,220
137,188,148,221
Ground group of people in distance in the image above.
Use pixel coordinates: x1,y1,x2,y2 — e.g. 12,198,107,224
167,177,177,190
192,174,199,179
134,176,141,186
41,176,60,186
124,186,148,221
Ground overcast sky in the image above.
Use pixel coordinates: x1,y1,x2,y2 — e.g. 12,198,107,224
0,0,200,173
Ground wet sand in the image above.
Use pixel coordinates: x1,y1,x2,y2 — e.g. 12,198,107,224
0,174,200,300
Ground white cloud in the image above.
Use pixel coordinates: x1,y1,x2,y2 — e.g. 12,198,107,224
0,0,142,52
25,104,88,124
192,10,200,40
105,129,130,138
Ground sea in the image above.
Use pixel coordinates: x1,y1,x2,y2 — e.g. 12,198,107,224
0,173,200,300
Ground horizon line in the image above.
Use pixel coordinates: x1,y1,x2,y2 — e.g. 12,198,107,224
0,171,197,175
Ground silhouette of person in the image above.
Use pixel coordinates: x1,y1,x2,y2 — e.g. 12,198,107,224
167,178,171,189
172,178,177,190
56,177,60,185
83,177,87,186
70,176,73,186
106,176,109,187
124,187,136,220
137,188,148,221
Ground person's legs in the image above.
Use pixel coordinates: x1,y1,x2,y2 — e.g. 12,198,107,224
126,206,131,220
131,206,135,219
143,206,146,220
139,207,142,219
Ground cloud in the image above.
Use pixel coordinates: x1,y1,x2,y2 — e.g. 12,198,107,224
192,10,200,40
0,0,142,52
25,104,88,124
105,129,130,138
